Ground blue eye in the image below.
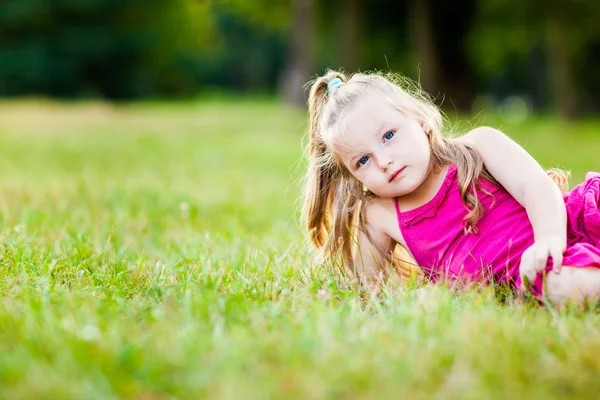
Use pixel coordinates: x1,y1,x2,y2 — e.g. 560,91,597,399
384,131,395,141
357,156,369,167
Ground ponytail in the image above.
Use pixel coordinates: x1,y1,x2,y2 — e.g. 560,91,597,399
302,71,364,271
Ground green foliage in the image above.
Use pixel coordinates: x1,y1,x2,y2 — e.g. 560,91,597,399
221,0,292,32
467,0,544,79
194,4,288,93
468,0,600,96
0,0,599,112
0,0,289,98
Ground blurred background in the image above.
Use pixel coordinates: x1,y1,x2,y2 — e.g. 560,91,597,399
1,0,599,119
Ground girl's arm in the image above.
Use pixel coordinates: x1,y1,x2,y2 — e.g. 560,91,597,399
462,127,567,281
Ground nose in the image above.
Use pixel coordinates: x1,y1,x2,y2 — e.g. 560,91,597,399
377,155,393,171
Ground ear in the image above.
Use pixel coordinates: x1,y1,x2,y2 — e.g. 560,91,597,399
420,120,432,135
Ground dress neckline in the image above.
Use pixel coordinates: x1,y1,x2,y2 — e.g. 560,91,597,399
393,164,457,228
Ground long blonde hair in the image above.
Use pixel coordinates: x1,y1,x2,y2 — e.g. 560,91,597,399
302,70,568,276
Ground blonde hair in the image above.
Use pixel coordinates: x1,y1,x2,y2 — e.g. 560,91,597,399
302,70,568,277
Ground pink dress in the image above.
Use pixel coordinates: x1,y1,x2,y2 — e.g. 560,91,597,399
393,164,600,297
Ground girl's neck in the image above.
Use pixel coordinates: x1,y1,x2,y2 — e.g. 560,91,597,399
396,163,450,213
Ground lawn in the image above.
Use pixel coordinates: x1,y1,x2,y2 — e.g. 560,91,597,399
0,98,599,399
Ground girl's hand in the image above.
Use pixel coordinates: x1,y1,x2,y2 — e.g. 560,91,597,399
519,236,566,284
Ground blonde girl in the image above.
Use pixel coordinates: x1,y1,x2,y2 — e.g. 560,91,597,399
302,70,600,305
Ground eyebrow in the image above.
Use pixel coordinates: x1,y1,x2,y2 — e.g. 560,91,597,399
372,124,385,137
347,148,367,165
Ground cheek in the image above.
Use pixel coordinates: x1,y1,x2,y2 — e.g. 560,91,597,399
354,169,368,183
410,135,431,160
354,167,375,184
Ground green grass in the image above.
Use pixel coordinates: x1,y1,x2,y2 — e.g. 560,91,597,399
0,98,599,399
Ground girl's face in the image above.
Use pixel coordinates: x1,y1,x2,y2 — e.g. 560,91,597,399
333,96,432,198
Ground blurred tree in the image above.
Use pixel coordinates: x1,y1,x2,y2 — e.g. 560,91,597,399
338,0,360,73
468,0,600,118
409,0,439,95
313,0,363,79
220,0,312,104
358,0,476,111
358,0,411,74
280,0,315,106
0,0,597,116
0,0,217,98
221,0,291,31
194,2,287,93
427,0,477,111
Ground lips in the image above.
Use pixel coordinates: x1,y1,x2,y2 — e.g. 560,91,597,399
388,167,405,183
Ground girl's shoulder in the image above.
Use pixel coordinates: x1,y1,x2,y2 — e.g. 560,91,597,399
362,196,396,220
361,197,407,245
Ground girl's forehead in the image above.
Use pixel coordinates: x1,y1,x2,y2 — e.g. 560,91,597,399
356,93,402,119
326,93,409,156
343,100,400,136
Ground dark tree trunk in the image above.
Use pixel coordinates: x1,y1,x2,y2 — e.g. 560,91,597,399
409,0,477,111
339,0,359,72
409,0,439,95
281,0,314,107
546,0,579,119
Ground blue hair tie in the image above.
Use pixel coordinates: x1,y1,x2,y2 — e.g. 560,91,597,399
328,78,345,93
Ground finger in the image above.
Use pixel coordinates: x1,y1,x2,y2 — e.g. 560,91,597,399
528,264,538,284
519,252,536,284
534,246,550,273
551,247,564,274
523,267,537,287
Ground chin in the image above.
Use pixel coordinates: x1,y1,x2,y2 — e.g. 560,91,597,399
371,188,404,198
373,191,396,199
395,184,423,198
369,178,423,198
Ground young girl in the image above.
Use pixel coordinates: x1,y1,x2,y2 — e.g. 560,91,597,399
302,70,600,305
